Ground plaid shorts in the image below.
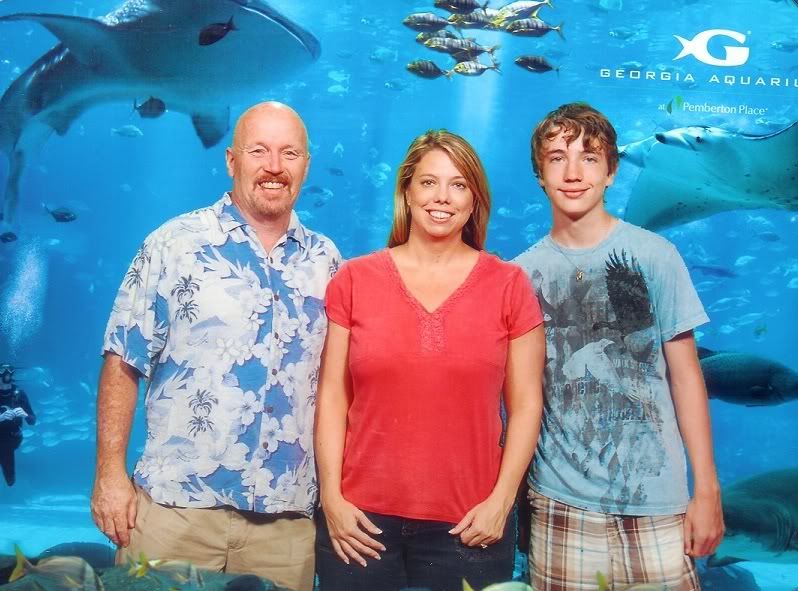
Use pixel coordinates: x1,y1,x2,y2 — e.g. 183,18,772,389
527,489,700,591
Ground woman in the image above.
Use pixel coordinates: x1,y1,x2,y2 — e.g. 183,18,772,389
314,130,545,591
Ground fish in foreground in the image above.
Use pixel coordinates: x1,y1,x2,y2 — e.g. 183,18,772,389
434,0,490,14
0,231,17,243
515,55,558,73
42,204,77,222
127,552,205,587
492,0,553,26
453,61,501,76
134,96,166,119
424,37,499,58
505,17,564,39
402,12,451,31
10,545,104,590
448,11,501,29
407,60,453,79
199,16,236,46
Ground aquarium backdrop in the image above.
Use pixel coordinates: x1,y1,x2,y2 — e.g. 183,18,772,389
0,0,796,589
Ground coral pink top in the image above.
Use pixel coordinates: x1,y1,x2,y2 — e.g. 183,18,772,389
324,249,542,522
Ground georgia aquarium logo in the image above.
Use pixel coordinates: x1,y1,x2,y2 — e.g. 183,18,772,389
673,29,750,67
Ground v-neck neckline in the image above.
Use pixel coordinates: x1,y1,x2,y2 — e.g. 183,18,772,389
382,248,485,316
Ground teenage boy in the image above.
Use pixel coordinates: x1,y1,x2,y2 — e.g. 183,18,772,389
513,103,724,590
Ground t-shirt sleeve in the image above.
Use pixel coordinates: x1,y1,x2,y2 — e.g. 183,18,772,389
653,243,709,341
506,266,544,339
325,262,353,329
101,235,169,379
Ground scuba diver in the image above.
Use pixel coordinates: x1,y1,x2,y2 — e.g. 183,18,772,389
0,363,36,486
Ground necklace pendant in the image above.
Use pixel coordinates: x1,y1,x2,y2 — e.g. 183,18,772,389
576,269,584,281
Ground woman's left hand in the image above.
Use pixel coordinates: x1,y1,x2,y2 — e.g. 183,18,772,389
448,495,511,547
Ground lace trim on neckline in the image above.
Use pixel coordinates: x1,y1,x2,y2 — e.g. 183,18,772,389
380,248,486,353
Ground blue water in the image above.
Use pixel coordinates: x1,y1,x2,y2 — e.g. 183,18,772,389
0,0,796,589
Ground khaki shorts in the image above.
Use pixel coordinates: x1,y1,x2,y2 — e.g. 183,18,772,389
116,485,316,591
527,490,700,591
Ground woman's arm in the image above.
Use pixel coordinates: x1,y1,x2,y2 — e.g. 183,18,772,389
314,321,385,566
450,324,546,546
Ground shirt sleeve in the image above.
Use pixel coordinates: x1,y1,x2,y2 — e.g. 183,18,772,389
506,266,544,339
652,243,709,341
102,234,169,379
325,261,353,329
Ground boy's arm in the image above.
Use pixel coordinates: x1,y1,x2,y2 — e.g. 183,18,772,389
663,331,724,557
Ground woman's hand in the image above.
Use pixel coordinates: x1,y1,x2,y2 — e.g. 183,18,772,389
449,494,512,547
323,496,386,566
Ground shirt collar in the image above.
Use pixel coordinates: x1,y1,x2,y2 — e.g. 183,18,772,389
213,192,308,251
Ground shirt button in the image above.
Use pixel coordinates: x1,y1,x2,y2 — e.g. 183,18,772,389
269,257,273,264
262,442,268,449
273,332,279,339
271,368,277,375
274,294,280,301
265,406,274,413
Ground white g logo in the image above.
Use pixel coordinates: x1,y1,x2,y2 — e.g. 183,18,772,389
673,29,750,67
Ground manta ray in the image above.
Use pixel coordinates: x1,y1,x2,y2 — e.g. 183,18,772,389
0,0,321,223
620,122,798,230
710,469,798,566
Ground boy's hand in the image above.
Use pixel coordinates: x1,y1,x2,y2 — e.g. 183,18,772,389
684,492,724,557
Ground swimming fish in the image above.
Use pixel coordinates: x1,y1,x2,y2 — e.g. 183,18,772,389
407,60,453,79
505,17,564,39
42,204,77,223
514,55,558,73
0,231,17,243
133,96,166,119
10,545,104,590
698,347,798,406
453,61,501,76
199,16,236,46
402,12,451,31
434,0,489,14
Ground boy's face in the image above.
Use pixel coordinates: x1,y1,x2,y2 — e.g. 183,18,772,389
537,129,616,221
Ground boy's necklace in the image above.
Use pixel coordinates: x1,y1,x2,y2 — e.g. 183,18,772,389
549,239,585,281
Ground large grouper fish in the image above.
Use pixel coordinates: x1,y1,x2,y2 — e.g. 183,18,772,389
0,0,320,223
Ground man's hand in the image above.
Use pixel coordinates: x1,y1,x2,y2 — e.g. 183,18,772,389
12,407,27,419
0,409,15,422
90,472,137,547
684,491,724,557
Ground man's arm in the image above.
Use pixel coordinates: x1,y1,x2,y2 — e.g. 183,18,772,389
663,331,724,557
90,353,140,547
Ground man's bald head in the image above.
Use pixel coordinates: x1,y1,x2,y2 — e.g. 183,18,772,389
231,101,309,152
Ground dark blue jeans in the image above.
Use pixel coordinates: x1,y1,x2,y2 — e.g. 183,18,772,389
315,509,515,591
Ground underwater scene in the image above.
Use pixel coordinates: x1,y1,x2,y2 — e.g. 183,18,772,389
0,0,796,589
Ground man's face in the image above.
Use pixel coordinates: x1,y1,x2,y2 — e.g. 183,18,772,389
0,366,13,388
225,108,310,223
537,129,616,221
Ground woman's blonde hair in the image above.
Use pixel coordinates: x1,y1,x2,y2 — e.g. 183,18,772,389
387,130,491,250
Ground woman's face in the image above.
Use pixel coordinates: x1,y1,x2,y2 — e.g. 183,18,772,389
405,149,474,243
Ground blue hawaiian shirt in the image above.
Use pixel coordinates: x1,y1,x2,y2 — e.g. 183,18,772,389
103,193,341,515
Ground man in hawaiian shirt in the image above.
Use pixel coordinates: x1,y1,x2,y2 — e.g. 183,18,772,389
91,102,341,591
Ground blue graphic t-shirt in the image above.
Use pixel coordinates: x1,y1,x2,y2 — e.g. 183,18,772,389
514,221,708,515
